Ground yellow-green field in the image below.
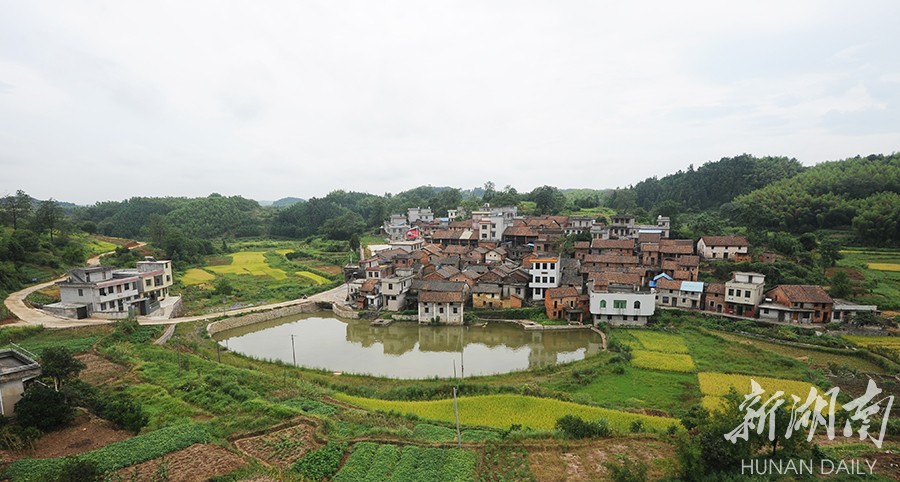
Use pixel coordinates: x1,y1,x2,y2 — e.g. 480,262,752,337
182,268,216,286
334,393,681,433
867,263,900,272
296,271,330,285
85,238,119,255
843,335,900,354
628,330,691,354
631,350,696,373
206,252,288,280
698,372,823,411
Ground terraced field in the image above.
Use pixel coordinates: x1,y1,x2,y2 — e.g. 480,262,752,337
843,335,900,355
182,268,216,286
334,393,681,433
206,251,288,280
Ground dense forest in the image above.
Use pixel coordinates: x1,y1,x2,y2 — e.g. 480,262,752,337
606,154,806,214
732,153,900,245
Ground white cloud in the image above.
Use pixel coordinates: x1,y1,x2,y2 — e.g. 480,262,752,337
1,1,899,203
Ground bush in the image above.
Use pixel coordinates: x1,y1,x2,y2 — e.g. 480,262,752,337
92,392,148,433
55,457,101,482
629,419,644,433
604,456,648,482
555,415,612,439
15,384,74,431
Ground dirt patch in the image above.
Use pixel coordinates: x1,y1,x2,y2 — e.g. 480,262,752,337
527,437,675,481
0,411,132,464
827,267,866,281
233,419,322,469
114,444,247,482
313,265,342,276
77,352,127,385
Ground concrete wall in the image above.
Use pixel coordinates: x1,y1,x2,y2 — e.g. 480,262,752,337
207,301,321,336
0,380,25,416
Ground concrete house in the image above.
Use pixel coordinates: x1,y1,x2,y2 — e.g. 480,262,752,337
697,236,750,260
759,285,834,324
725,272,766,317
55,266,140,318
418,287,466,324
381,272,415,311
704,283,726,313
655,280,704,309
545,286,583,322
0,349,41,416
589,285,656,326
529,257,561,301
831,299,879,323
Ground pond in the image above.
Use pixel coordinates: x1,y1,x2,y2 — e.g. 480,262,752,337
214,312,603,379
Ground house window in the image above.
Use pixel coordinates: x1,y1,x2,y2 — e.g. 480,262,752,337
388,284,393,290
549,277,555,284
439,307,445,314
607,315,612,320
78,289,84,297
600,300,607,308
662,296,669,303
99,288,105,296
744,290,751,298
100,302,106,310
166,275,171,282
453,307,458,314
728,288,734,296
613,300,626,309
424,306,430,313
633,316,638,321
764,309,769,314
146,279,151,286
634,300,641,309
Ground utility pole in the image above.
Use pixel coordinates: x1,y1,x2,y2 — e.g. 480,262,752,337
452,360,461,448
290,334,297,367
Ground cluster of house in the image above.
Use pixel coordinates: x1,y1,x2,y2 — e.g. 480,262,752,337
44,257,175,319
352,206,878,326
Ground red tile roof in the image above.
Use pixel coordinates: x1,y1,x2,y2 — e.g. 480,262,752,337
772,285,834,304
590,238,635,250
700,235,750,247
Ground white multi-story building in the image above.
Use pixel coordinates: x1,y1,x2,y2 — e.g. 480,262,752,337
53,257,176,319
725,272,765,317
383,214,411,241
407,207,434,224
529,257,560,301
697,236,750,260
589,286,656,326
381,271,415,311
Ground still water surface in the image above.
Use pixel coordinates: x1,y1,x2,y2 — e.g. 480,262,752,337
214,312,603,379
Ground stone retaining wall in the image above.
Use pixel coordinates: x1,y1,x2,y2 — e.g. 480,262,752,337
391,314,418,321
207,301,318,336
331,303,360,319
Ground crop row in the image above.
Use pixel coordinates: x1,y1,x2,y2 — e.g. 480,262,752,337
5,423,211,482
631,350,696,373
334,393,681,433
334,442,476,482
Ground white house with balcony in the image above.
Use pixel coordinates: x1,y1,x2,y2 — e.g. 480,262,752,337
589,285,656,326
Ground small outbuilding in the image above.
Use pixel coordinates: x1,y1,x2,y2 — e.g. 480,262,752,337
0,349,42,416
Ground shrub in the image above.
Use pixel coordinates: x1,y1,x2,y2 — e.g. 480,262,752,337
15,385,74,431
555,415,612,439
629,419,644,433
55,457,101,482
604,456,648,482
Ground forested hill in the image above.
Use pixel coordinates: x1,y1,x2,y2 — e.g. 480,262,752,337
606,154,805,213
733,153,900,245
75,194,266,240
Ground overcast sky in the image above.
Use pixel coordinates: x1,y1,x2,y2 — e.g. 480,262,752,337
2,1,899,205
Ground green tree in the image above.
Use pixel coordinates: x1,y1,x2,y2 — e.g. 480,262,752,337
817,237,843,269
529,185,567,215
829,271,853,299
40,346,86,391
15,384,74,431
33,199,64,243
0,190,33,231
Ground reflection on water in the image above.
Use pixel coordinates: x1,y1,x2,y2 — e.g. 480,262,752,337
215,312,602,379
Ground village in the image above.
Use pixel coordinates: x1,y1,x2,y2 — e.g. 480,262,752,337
343,204,879,328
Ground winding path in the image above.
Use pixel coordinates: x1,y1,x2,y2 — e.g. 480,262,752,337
3,242,349,329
